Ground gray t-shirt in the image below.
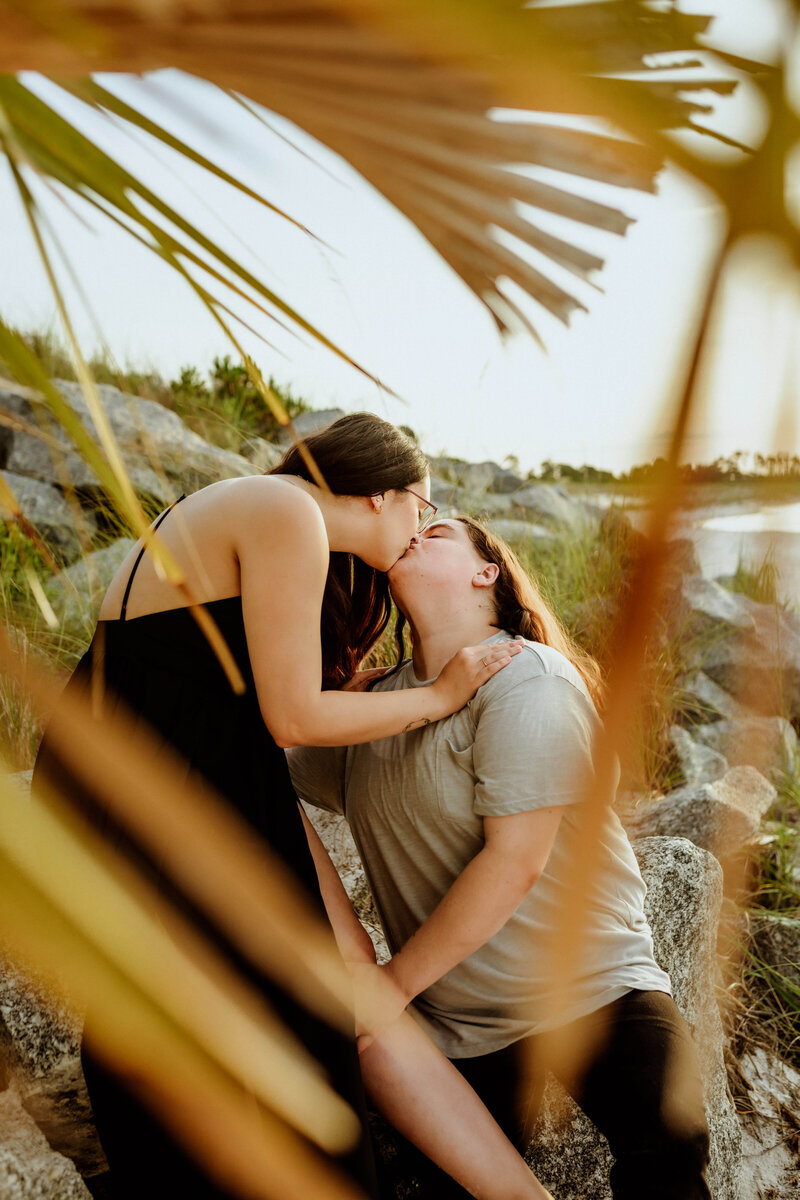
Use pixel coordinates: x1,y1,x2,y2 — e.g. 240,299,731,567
288,633,671,1058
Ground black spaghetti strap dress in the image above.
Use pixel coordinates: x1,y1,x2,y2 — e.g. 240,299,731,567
33,497,378,1199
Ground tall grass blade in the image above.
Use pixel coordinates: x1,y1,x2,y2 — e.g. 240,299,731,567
0,623,356,1032
1,761,359,1151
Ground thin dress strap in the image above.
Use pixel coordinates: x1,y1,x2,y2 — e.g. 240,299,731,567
120,494,186,621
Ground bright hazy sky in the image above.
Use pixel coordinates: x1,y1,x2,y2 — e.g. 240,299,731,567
1,0,797,474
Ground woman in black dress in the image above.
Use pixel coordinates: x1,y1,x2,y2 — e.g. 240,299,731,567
33,414,552,1200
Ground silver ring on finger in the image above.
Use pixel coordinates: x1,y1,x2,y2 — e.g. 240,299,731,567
482,657,489,668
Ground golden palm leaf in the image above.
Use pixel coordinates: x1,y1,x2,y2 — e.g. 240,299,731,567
0,0,744,338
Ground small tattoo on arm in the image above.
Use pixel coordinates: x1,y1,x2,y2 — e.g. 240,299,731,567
402,717,432,732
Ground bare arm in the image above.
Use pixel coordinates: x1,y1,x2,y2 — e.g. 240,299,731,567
365,807,565,1040
235,487,519,747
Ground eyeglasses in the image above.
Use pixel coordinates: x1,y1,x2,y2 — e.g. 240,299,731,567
402,487,438,533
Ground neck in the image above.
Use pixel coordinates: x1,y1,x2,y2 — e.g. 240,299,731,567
408,606,500,681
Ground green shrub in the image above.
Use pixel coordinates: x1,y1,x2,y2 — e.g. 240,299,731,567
167,355,309,452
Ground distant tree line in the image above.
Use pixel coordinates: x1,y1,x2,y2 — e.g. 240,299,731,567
525,452,800,485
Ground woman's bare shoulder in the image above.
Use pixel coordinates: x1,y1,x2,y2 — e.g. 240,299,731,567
220,474,321,520
218,476,327,556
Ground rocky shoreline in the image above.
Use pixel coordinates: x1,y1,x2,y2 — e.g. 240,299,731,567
1,383,799,1198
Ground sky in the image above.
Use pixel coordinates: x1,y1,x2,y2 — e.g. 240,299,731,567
1,0,797,476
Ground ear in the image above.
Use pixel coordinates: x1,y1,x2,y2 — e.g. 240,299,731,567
472,563,499,588
368,492,384,515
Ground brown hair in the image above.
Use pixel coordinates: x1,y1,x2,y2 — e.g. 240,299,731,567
269,413,429,689
391,516,606,710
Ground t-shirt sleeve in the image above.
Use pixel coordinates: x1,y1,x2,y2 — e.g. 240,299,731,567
472,672,600,817
285,745,346,815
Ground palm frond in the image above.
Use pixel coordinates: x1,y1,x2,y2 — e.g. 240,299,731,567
0,0,748,335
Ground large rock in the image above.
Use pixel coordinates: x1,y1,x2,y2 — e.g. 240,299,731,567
637,838,741,1199
484,518,553,549
239,436,283,472
426,457,523,495
427,459,497,495
427,480,517,520
510,483,591,530
1,776,107,1181
527,837,741,1200
275,407,344,445
694,717,798,780
699,598,800,723
46,539,136,632
681,576,758,639
670,725,728,786
737,1048,800,1200
428,474,462,508
0,471,96,563
0,956,105,1179
622,767,777,858
678,671,750,724
1,381,257,507
0,1088,91,1200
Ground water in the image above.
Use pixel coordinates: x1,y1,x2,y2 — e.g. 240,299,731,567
595,496,800,605
683,506,800,605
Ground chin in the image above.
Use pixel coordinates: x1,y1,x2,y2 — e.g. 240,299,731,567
388,554,411,578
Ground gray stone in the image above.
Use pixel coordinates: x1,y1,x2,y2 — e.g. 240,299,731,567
637,838,741,1200
622,767,777,858
1,381,258,506
46,539,136,632
275,407,345,445
463,462,500,494
0,1088,91,1199
461,492,515,519
682,576,758,637
0,955,105,1178
302,805,387,962
699,601,800,723
490,465,525,494
510,483,590,530
428,474,462,508
527,837,741,1200
670,725,728,785
678,671,749,724
484,518,553,548
0,471,96,563
239,436,283,472
738,1048,800,1200
426,457,499,494
694,717,798,780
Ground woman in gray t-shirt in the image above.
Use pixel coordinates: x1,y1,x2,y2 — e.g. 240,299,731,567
289,517,711,1200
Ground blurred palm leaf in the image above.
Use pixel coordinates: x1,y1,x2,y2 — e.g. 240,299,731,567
0,625,364,1198
0,0,745,340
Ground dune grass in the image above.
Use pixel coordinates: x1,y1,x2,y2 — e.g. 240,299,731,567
725,545,785,609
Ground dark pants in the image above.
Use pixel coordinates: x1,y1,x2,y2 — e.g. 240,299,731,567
384,989,711,1200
